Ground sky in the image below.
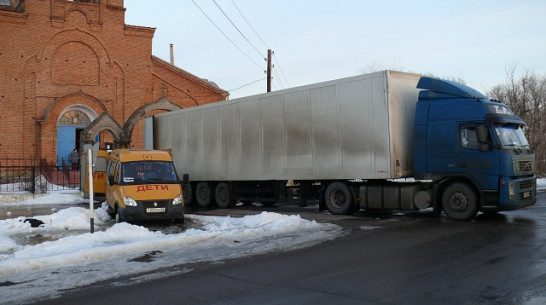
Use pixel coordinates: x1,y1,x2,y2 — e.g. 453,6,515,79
124,0,546,99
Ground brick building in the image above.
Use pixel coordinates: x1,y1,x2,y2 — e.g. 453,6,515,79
0,0,228,166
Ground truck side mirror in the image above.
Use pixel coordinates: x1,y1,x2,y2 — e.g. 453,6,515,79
182,173,189,184
476,125,490,152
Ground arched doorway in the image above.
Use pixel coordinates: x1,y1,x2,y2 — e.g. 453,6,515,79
57,105,98,166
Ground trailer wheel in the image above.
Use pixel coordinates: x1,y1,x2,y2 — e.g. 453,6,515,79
324,182,353,215
182,183,193,205
195,182,213,207
441,182,478,220
215,182,234,208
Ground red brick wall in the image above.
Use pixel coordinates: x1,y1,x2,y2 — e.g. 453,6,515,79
0,0,227,165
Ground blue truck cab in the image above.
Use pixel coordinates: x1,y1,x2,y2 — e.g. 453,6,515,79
413,77,537,220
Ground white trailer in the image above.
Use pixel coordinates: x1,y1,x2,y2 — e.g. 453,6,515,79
145,71,425,213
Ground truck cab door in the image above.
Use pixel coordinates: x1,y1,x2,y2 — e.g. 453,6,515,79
427,122,457,174
456,123,499,190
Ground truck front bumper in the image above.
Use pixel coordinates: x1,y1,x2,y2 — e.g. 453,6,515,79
481,176,536,212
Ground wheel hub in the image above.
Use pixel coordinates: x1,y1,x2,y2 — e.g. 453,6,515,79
450,192,468,212
330,190,346,208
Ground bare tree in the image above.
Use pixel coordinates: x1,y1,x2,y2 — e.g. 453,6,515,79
488,66,546,176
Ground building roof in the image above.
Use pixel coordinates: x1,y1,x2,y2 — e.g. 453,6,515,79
151,56,229,98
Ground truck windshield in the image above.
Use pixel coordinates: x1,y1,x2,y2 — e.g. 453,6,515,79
121,161,178,184
495,125,530,150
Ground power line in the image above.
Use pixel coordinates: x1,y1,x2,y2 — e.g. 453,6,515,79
273,53,290,87
229,0,289,88
190,0,264,71
212,0,265,60
229,0,270,49
272,69,285,89
229,77,266,92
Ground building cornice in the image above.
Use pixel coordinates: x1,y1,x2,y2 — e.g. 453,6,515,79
124,24,155,38
151,55,228,97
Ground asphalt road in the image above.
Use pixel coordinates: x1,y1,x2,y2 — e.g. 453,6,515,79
35,192,546,305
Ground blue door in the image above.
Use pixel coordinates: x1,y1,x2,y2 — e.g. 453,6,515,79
57,126,76,167
57,109,99,168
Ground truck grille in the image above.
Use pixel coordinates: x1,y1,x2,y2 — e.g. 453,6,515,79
514,160,534,174
519,179,535,190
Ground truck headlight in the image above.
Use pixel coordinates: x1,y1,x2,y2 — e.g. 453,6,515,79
124,196,138,206
509,182,516,200
173,194,184,206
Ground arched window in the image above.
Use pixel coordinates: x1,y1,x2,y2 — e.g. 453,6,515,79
58,109,91,126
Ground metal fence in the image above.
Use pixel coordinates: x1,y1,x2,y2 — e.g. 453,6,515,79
0,158,80,194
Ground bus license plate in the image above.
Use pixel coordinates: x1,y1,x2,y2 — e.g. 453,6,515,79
523,191,530,198
146,208,165,213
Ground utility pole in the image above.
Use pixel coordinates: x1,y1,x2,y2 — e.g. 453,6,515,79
267,49,272,92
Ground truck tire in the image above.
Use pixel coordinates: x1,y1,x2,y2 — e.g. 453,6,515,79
441,182,478,220
215,182,234,208
195,182,214,207
324,182,353,215
182,183,193,205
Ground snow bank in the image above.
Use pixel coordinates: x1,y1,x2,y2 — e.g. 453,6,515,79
537,178,546,191
0,211,339,276
0,189,85,205
0,204,343,304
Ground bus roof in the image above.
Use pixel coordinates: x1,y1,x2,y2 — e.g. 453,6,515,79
109,149,172,162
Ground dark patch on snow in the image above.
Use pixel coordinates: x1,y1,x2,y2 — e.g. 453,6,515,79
128,250,163,263
23,218,44,228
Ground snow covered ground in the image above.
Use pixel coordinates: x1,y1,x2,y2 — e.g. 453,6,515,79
0,178,545,304
0,192,344,305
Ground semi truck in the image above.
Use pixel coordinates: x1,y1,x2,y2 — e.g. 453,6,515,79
144,70,536,220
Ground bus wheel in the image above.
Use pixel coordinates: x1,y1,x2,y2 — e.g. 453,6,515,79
215,182,233,208
441,182,478,220
195,182,213,207
115,204,124,223
324,182,353,215
106,204,116,219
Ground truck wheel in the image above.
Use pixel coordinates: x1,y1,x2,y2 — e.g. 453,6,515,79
215,182,233,208
441,182,478,220
182,183,193,205
324,182,353,215
195,182,213,207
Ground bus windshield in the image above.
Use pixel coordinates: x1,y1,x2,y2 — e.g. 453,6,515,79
121,161,178,184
